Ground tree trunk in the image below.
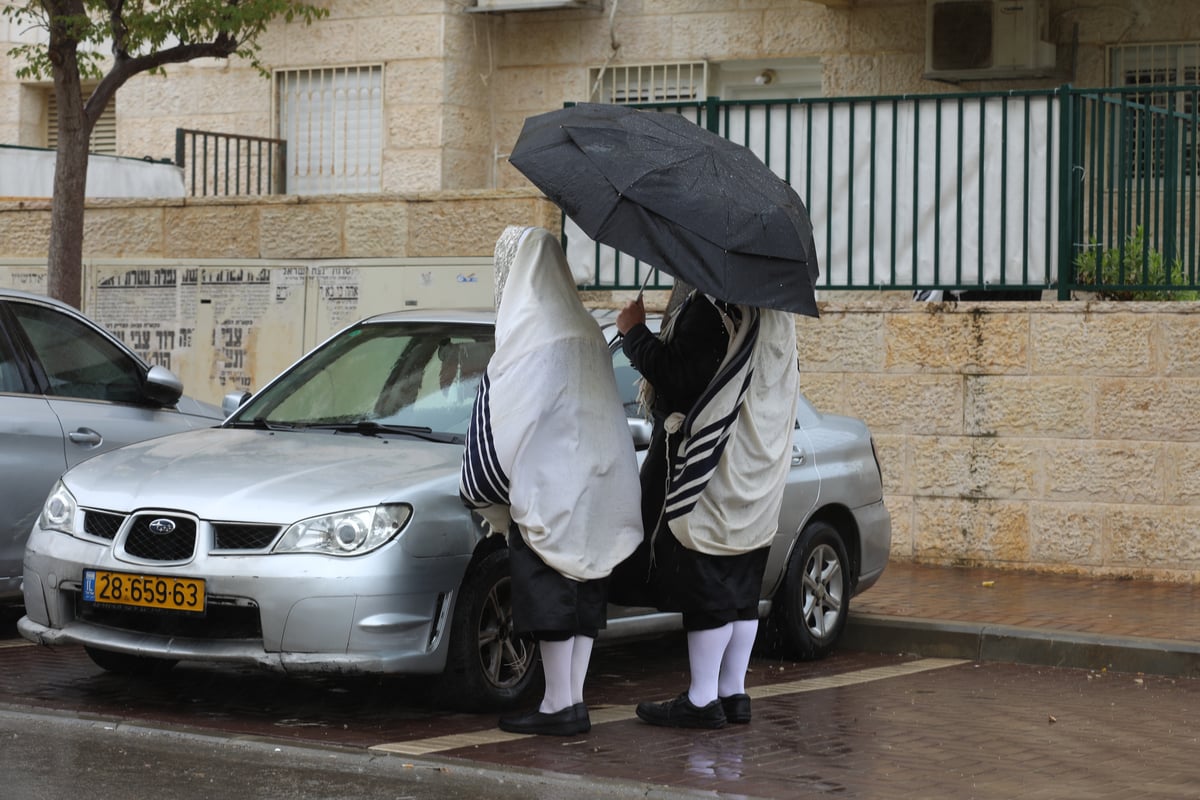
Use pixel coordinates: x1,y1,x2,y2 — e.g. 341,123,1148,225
48,125,89,310
46,8,89,310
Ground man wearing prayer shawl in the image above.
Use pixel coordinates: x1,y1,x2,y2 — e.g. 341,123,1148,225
615,286,799,729
459,225,643,737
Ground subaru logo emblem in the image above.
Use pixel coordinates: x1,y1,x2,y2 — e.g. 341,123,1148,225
148,518,176,535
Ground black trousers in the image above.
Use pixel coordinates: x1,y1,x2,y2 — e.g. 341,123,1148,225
507,526,607,640
609,426,769,631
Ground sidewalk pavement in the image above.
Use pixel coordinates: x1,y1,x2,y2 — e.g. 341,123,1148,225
844,560,1200,678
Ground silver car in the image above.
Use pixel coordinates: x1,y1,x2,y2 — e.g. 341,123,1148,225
20,309,889,709
0,289,222,603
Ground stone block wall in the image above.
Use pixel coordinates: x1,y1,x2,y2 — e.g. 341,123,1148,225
0,191,561,261
797,297,1200,583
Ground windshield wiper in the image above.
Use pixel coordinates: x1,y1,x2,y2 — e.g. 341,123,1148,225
226,417,297,431
301,421,453,442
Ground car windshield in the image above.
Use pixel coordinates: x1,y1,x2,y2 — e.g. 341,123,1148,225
229,321,494,439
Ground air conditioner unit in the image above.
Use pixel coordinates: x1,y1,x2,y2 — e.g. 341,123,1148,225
469,0,600,11
925,0,1056,81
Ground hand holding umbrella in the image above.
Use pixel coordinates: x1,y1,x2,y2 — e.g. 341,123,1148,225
615,294,645,337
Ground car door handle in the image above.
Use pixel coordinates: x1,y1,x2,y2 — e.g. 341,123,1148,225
792,447,805,466
68,428,103,447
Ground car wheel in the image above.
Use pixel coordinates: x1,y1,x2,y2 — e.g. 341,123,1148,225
439,547,542,711
772,520,851,661
84,646,177,676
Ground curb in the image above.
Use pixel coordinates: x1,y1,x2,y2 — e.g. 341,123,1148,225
843,612,1200,678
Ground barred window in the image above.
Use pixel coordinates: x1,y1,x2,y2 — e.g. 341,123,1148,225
276,65,383,195
1108,43,1199,180
588,62,708,105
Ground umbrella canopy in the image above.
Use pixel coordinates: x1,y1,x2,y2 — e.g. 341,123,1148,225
508,103,819,317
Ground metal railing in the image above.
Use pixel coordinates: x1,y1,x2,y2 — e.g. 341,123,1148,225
1064,85,1199,299
571,87,1200,299
175,129,287,197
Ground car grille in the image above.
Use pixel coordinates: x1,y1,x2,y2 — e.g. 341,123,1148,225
79,510,286,556
77,596,263,640
83,511,125,540
213,524,281,551
123,514,198,562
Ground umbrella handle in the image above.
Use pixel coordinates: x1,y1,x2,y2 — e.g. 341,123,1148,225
637,266,656,300
608,269,656,347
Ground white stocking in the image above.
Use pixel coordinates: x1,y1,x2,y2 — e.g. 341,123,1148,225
718,619,759,698
569,635,594,705
686,624,733,707
538,638,574,713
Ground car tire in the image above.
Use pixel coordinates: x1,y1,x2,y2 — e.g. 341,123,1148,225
84,646,177,676
438,547,542,711
771,520,851,661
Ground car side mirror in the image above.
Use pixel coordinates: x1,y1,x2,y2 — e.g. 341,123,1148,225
222,391,252,416
143,365,184,406
627,418,653,450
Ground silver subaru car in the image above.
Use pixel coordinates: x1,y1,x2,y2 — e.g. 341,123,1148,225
20,308,890,709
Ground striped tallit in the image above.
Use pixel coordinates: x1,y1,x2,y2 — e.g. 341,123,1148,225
460,371,510,514
664,304,799,556
663,304,758,522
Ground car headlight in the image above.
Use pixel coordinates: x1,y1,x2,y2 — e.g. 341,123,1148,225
273,504,412,556
39,480,78,535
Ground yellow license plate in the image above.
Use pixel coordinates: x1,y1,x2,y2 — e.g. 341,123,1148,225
84,569,206,613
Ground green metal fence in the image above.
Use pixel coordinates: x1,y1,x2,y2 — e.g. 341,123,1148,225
571,85,1200,299
1065,85,1199,299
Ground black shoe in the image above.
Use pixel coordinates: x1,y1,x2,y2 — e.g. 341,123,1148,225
636,693,726,729
498,702,590,736
720,693,751,724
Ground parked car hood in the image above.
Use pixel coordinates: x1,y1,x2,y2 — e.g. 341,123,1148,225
58,427,463,523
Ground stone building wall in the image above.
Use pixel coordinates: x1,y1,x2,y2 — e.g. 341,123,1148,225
0,191,560,262
794,295,1200,584
8,1,1194,194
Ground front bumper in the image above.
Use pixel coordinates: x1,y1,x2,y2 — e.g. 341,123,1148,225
21,524,471,676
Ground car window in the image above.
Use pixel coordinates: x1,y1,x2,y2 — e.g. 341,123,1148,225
241,322,494,436
0,328,21,393
8,302,146,404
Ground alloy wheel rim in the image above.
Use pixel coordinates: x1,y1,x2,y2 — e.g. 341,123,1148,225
800,542,844,639
477,576,535,689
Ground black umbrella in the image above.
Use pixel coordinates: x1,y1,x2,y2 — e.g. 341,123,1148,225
508,103,819,317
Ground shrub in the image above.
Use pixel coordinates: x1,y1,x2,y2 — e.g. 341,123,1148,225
1073,227,1198,301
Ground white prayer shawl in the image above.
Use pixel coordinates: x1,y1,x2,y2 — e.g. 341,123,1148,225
664,303,799,556
460,226,643,581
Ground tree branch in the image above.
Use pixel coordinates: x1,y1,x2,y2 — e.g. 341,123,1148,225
88,34,239,129
105,0,129,61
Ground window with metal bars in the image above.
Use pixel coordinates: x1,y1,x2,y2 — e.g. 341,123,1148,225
1108,42,1199,180
588,61,708,104
275,65,383,195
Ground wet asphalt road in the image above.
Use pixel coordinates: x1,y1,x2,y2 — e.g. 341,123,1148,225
2,612,1199,799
